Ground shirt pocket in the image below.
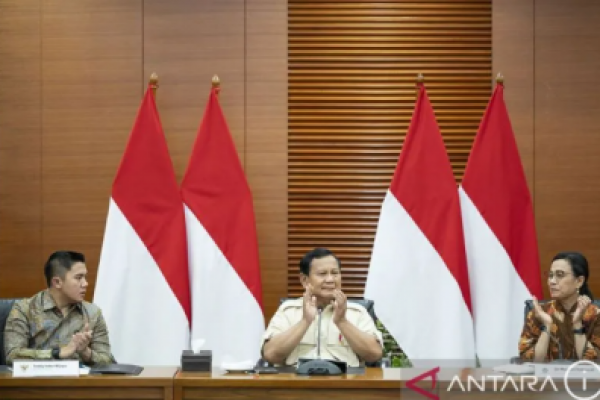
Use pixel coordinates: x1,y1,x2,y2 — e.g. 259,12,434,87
327,324,346,347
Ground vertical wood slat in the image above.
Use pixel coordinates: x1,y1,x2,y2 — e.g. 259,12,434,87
288,0,492,297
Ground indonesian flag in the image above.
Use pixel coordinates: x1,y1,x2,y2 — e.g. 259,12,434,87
365,83,476,367
94,85,191,365
459,82,543,363
182,86,264,367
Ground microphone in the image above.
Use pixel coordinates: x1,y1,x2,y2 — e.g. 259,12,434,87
316,308,322,358
296,305,347,375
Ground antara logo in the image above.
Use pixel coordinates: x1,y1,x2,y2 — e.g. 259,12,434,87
406,367,439,400
406,362,600,400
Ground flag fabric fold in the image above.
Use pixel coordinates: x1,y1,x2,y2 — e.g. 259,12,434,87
459,82,543,363
365,84,476,367
182,87,264,367
94,85,191,365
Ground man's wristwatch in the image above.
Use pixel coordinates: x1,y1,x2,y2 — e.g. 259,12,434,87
51,347,60,360
573,327,586,335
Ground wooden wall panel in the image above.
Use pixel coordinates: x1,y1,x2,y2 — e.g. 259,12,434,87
2,0,600,321
0,0,43,296
492,0,534,192
534,0,600,294
143,0,246,182
41,0,143,298
246,0,288,319
288,0,492,297
0,0,287,319
144,0,289,319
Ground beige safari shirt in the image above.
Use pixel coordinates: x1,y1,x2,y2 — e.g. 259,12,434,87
262,298,383,367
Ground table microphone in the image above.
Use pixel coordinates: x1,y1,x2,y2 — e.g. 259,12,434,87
296,308,346,375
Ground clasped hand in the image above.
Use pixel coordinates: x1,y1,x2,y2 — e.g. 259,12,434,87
63,323,92,357
302,285,347,324
532,295,591,329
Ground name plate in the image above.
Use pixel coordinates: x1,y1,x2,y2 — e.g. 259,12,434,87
13,360,80,377
531,362,600,379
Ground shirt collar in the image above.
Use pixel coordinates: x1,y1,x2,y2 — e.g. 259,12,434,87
554,299,577,314
41,289,83,313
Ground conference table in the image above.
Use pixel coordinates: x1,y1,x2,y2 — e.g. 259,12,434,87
2,366,600,400
0,366,178,400
175,367,404,400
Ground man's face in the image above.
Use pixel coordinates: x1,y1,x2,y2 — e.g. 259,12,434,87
55,262,88,303
302,255,342,301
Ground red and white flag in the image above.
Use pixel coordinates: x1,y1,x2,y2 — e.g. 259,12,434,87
365,83,476,366
459,82,543,363
94,85,191,365
182,86,264,367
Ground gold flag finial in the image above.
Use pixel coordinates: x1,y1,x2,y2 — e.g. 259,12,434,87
416,73,424,96
496,72,504,85
212,75,220,88
212,75,221,96
149,73,159,97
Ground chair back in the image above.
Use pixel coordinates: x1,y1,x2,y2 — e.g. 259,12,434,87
277,297,380,367
0,298,22,365
279,297,377,322
523,299,600,320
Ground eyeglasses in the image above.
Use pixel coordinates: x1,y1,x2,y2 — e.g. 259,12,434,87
544,271,574,281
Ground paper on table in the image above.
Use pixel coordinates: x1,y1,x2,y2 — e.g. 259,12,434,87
492,364,535,375
222,360,255,372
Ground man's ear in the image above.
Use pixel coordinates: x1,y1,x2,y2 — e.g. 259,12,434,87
52,276,62,289
299,274,308,288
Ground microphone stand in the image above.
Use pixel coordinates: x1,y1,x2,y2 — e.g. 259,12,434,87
296,308,346,375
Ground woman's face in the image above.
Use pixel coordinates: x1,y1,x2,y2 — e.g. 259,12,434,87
547,259,583,300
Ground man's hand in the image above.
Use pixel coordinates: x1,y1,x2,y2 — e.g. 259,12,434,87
332,289,347,324
60,323,92,358
74,323,93,353
303,284,317,324
59,339,78,359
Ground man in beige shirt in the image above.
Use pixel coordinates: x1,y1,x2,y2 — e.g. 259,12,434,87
262,248,383,367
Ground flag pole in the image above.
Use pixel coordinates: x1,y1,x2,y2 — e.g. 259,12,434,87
149,72,159,98
212,74,221,96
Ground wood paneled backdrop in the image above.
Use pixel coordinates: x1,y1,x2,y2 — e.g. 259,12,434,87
288,0,491,297
1,0,600,321
0,0,287,320
494,0,600,298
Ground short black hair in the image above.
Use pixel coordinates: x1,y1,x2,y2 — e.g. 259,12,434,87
44,251,86,288
299,248,341,275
